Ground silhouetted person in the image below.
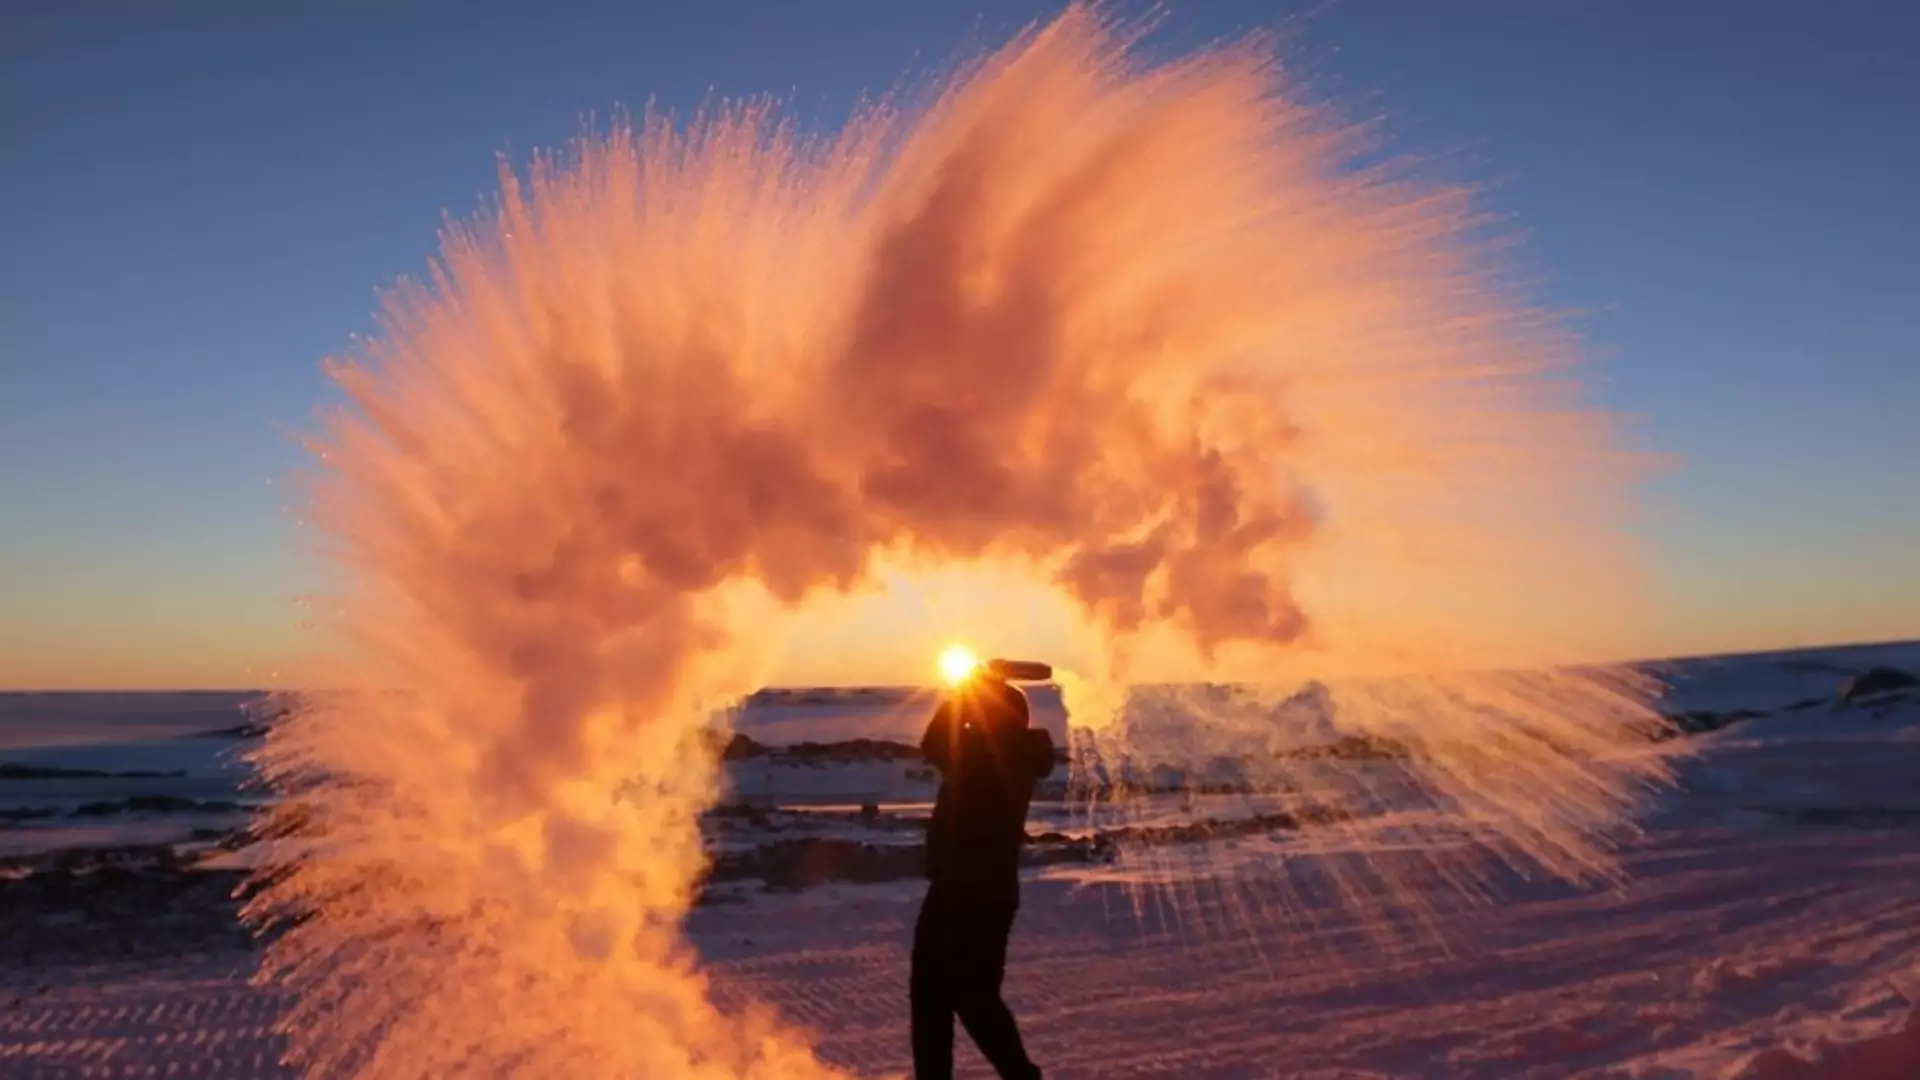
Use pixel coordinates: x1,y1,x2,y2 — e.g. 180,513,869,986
912,670,1056,1080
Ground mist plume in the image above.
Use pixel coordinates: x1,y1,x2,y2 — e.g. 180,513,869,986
247,7,1664,1076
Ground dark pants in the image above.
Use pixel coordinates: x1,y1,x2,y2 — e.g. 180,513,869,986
910,885,1040,1080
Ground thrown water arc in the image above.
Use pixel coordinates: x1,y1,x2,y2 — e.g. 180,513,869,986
245,5,1667,1077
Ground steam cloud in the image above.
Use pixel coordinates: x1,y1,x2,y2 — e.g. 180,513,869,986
248,7,1665,1077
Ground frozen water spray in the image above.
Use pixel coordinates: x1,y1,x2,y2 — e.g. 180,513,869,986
247,7,1669,1076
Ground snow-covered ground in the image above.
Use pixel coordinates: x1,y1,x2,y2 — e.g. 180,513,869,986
3,642,1918,1078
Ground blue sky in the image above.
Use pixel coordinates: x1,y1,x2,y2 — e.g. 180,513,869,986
2,1,1915,688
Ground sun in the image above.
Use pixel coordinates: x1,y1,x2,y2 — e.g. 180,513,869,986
938,644,980,687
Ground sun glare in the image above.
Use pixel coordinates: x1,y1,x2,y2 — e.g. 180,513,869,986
939,644,980,686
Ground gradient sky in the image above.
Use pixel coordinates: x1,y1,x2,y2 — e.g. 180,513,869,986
3,1,1916,690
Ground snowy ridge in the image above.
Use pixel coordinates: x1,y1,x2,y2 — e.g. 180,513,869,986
3,643,1920,1077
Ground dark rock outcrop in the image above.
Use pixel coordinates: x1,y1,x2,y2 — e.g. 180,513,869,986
68,795,244,817
721,734,772,760
782,738,920,764
1839,666,1920,705
0,860,252,967
0,763,188,781
1657,708,1765,739
718,734,920,763
191,721,272,739
1279,733,1414,761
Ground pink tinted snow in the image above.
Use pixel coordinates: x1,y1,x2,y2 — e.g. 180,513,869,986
4,660,1919,1079
1725,1006,1920,1080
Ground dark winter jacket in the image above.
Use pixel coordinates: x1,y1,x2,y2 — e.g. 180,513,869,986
921,678,1056,909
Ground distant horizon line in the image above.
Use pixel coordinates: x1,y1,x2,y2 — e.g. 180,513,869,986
4,635,1914,696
